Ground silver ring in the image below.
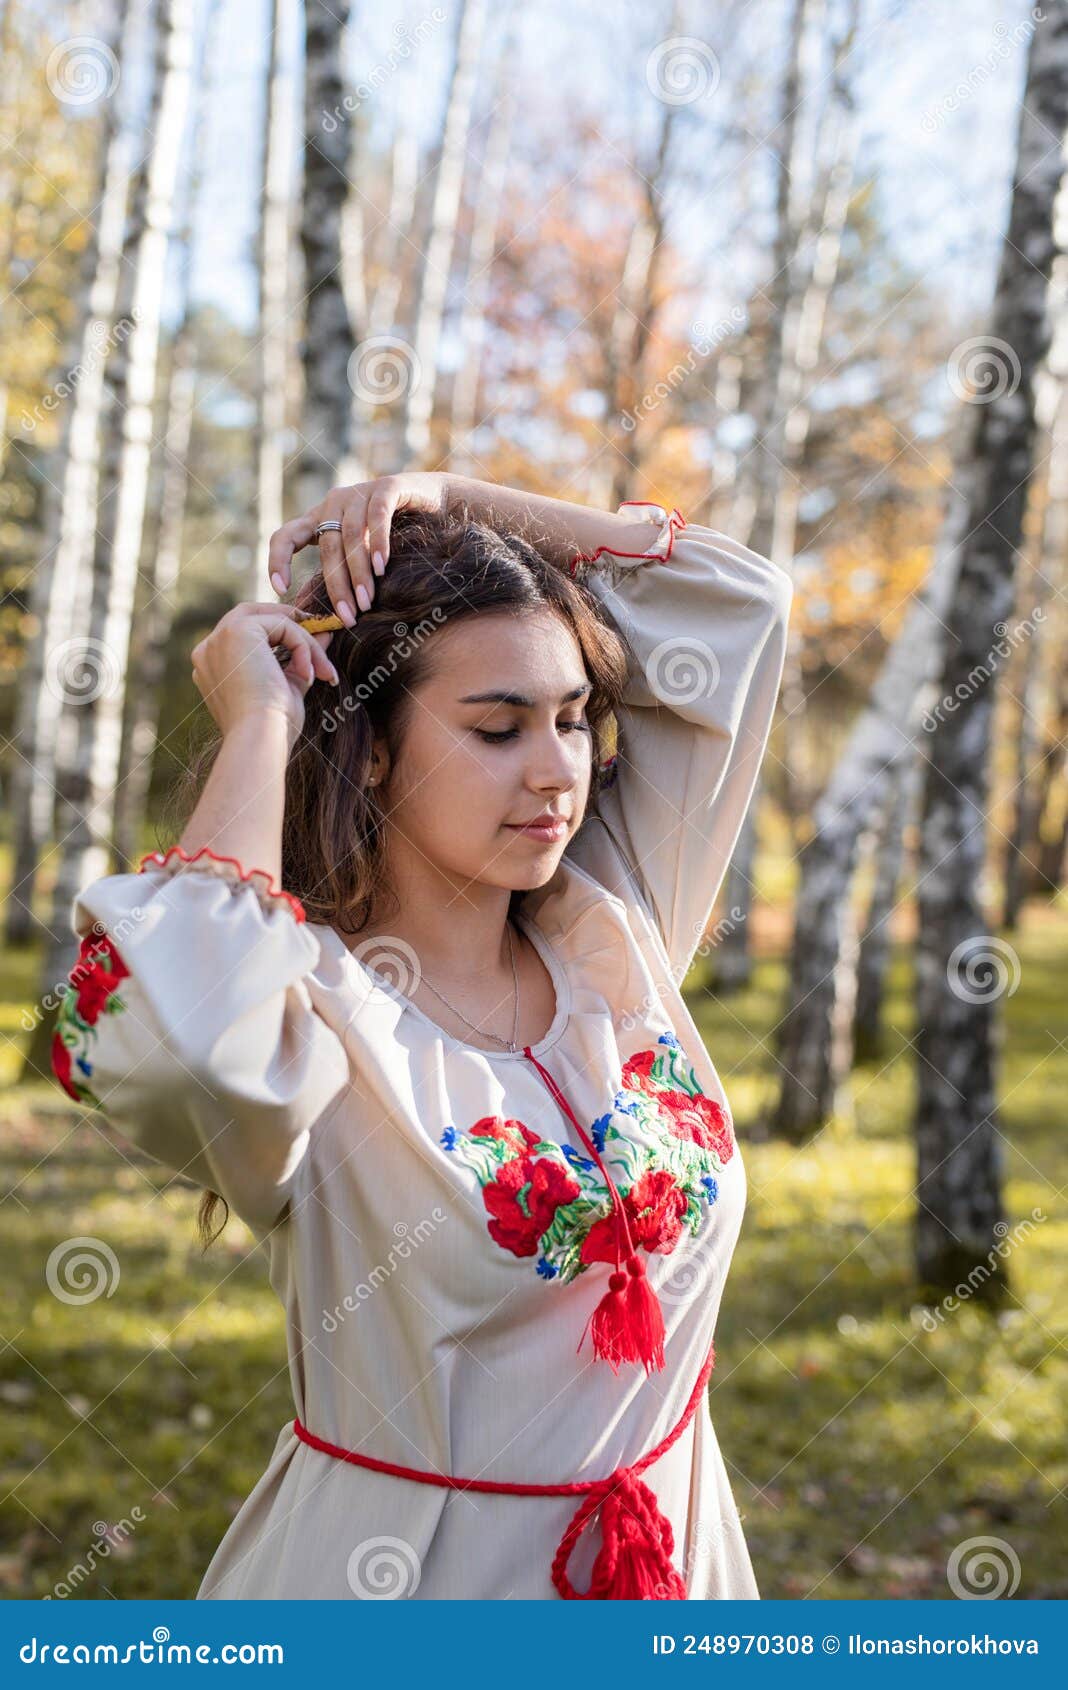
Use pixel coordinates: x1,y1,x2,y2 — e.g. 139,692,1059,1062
315,520,343,537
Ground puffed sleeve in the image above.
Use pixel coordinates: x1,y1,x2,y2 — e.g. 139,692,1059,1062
565,502,794,983
49,846,352,1236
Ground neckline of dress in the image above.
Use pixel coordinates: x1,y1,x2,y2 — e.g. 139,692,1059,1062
324,908,573,1062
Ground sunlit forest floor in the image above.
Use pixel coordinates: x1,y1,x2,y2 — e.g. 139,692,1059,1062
1,838,1065,1600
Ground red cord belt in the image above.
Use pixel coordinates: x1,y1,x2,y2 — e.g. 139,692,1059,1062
293,1339,714,1600
293,1044,716,1599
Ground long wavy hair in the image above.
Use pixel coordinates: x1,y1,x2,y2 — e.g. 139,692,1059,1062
163,502,631,1248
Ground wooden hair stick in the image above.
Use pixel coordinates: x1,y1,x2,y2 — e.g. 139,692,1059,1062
296,612,346,633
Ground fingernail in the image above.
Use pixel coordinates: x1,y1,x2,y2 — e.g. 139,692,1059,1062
356,583,371,612
372,551,384,575
329,665,340,686
337,600,356,626
271,571,286,595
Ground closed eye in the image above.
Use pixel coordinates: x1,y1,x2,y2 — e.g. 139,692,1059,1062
476,721,591,744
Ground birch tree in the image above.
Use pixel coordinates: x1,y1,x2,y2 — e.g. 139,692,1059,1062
447,11,517,477
1002,272,1068,925
399,0,487,468
716,0,859,990
343,112,417,482
298,0,356,510
5,0,133,944
29,0,193,1076
113,0,223,866
852,757,919,1060
914,4,1068,1296
772,405,979,1138
251,0,295,592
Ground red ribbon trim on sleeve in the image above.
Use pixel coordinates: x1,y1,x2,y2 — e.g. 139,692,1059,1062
567,503,688,578
136,844,307,924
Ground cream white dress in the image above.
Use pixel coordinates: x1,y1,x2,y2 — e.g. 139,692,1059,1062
52,508,793,1600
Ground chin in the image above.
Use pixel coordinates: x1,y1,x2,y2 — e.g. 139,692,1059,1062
512,848,568,890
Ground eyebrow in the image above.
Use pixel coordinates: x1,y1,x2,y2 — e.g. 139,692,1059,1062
458,683,593,708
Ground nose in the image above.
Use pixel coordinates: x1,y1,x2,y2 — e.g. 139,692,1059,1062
526,724,582,795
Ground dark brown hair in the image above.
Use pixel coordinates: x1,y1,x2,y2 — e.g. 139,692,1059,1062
165,503,631,1248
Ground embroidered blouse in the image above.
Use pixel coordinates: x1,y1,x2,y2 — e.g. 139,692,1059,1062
51,505,793,1600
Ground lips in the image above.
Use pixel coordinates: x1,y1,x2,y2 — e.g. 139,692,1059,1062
506,816,568,840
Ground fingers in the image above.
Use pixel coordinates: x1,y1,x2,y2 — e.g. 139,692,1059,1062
267,514,319,597
264,616,339,687
365,489,394,581
340,498,372,611
319,489,361,626
269,480,397,622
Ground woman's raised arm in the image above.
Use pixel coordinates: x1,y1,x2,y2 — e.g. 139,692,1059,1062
50,606,350,1238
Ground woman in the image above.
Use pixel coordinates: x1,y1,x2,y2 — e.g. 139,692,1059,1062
51,472,793,1601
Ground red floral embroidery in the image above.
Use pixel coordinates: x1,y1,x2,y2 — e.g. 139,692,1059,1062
622,1049,656,1089
659,1090,734,1161
469,1116,543,1158
580,1168,689,1264
51,1031,76,1098
51,927,131,1105
442,1032,733,1285
483,1154,582,1257
71,932,129,1023
622,1049,734,1163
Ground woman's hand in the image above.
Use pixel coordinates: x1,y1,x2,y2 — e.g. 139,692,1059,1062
191,603,339,754
267,473,450,626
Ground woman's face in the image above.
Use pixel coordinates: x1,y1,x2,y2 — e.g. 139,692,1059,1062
373,608,595,893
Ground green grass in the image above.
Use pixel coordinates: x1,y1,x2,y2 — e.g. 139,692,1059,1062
1,845,1065,1600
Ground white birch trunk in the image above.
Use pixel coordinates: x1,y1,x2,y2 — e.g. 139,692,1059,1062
113,0,223,866
298,0,355,510
772,404,980,1136
251,0,295,593
913,5,1068,1294
5,0,133,945
447,12,517,478
399,0,487,468
34,0,192,1055
714,0,823,990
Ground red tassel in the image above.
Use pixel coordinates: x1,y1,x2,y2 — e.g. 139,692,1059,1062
586,1253,666,1375
552,1471,687,1599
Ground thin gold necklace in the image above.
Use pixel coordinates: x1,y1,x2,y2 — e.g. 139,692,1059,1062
418,920,521,1051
